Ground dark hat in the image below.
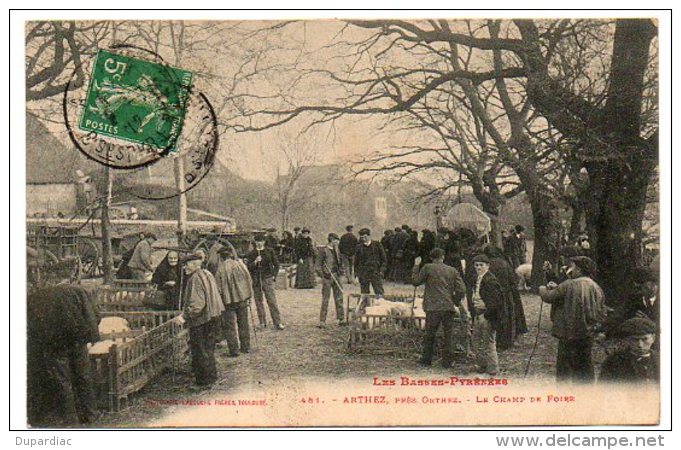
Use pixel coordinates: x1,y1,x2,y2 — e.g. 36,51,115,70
472,254,490,265
254,233,266,242
328,233,340,241
401,224,410,230
265,227,277,232
619,317,657,336
146,232,158,240
394,227,401,232
359,228,371,236
301,227,311,233
346,225,354,231
515,225,525,233
430,248,445,260
570,256,597,276
293,227,301,232
182,253,203,262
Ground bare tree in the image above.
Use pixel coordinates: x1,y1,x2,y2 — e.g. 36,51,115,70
230,18,658,301
268,130,325,231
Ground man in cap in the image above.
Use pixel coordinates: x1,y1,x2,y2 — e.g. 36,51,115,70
354,228,387,296
599,317,659,384
468,254,503,375
539,256,607,383
180,254,225,387
127,232,158,280
412,248,467,368
316,233,346,327
245,234,285,330
339,225,358,284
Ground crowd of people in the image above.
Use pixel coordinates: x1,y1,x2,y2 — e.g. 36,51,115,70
26,221,660,426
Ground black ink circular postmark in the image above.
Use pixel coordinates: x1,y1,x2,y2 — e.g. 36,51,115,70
62,44,218,200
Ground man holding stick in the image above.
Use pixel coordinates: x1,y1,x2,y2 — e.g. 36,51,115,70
316,233,346,328
245,234,285,330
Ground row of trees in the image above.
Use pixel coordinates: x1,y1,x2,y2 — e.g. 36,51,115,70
25,19,659,304
226,18,658,303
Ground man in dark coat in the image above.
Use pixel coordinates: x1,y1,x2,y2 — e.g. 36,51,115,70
27,279,100,426
485,245,528,346
418,229,436,267
316,233,346,327
412,248,467,368
246,234,284,329
599,317,659,384
339,225,358,284
390,226,409,282
381,230,394,280
468,254,503,375
354,228,386,296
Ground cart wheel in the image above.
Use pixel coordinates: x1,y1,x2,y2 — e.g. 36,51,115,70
77,237,100,278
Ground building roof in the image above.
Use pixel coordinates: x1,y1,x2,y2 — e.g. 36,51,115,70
26,113,103,184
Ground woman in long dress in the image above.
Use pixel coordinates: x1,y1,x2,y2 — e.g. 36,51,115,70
294,228,317,289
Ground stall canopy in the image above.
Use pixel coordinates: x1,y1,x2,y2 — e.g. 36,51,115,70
443,203,491,237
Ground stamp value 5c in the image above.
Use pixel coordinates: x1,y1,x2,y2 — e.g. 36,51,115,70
78,49,193,151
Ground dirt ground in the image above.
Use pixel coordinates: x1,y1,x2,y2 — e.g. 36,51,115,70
88,278,590,427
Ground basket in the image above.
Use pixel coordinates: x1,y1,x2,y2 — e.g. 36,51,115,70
345,294,470,358
88,310,189,411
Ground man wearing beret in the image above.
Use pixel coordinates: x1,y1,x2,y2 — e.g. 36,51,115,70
539,256,607,383
599,317,659,384
354,228,387,296
316,233,345,327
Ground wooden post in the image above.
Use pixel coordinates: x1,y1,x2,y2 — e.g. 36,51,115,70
109,343,119,412
174,158,188,239
101,163,115,284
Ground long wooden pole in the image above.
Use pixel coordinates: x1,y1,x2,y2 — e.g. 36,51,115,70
101,165,115,283
174,158,188,239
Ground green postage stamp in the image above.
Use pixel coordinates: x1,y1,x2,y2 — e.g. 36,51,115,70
79,49,193,150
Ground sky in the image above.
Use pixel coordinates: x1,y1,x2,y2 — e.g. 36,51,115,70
25,19,407,183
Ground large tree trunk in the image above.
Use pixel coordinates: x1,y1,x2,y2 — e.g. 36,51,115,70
583,19,657,304
527,189,561,289
584,159,655,304
514,163,561,289
517,19,657,303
